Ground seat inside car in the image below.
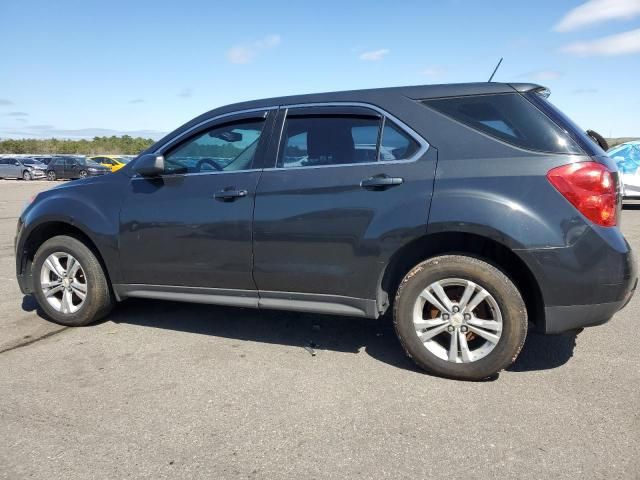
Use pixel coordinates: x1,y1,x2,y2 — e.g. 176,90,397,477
306,118,356,165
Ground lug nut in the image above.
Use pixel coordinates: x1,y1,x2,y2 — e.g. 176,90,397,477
461,325,468,333
447,325,455,333
452,306,460,313
464,313,471,321
442,313,450,320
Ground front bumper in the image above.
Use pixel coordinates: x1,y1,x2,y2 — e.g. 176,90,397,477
30,170,46,179
86,170,109,177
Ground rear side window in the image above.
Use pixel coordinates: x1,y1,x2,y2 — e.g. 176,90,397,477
423,93,582,154
380,120,420,161
278,112,423,168
279,115,380,168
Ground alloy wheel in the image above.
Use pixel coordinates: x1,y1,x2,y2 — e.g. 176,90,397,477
413,278,503,363
40,252,88,314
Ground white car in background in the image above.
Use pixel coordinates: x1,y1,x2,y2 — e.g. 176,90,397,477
608,141,640,199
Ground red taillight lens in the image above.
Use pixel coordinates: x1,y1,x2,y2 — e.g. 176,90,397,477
546,162,617,227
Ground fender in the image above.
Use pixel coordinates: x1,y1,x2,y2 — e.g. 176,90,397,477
17,176,127,286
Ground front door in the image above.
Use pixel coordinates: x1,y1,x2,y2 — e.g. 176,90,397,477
253,105,437,303
118,111,273,291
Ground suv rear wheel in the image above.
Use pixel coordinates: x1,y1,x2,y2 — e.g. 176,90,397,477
32,235,113,326
393,255,527,380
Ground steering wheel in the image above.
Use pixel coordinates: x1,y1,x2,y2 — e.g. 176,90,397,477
196,158,223,172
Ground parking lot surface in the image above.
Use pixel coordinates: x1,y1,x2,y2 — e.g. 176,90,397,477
1,179,639,479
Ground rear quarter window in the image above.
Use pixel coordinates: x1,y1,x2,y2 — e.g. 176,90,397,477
422,93,582,154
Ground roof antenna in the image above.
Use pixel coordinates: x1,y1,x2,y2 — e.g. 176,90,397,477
488,57,503,82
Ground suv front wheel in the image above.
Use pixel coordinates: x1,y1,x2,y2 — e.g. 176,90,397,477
32,235,113,326
393,255,527,380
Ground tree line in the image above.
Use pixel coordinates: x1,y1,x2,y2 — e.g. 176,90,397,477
0,135,156,155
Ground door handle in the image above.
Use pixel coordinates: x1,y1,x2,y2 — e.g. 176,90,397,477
360,174,404,190
214,188,248,201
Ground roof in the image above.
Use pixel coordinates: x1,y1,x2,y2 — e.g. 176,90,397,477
214,82,544,114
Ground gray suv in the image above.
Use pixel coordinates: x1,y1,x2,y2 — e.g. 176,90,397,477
14,82,637,380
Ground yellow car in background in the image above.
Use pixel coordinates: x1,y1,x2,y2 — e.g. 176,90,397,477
90,155,131,172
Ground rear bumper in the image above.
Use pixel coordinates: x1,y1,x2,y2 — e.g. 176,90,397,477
544,279,636,334
517,227,637,334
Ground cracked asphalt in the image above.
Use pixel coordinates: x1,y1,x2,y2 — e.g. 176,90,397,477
1,179,639,479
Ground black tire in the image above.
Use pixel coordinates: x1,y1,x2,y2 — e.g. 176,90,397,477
393,255,527,380
32,235,113,326
23,170,32,181
47,171,56,181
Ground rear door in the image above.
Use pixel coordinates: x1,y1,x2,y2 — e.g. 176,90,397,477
0,159,8,177
252,105,437,305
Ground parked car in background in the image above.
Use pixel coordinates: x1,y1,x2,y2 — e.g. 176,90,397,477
31,156,54,165
90,155,131,172
0,157,46,180
46,156,110,180
608,141,640,199
15,82,637,380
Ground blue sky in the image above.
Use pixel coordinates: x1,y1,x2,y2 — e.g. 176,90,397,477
1,0,639,140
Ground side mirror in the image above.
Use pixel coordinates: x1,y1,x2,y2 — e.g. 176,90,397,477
14,162,20,166
134,154,165,177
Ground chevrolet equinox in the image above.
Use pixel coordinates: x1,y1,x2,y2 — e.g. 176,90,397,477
15,83,637,380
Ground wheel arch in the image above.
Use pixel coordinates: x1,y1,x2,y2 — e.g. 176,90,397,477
20,221,114,295
378,231,545,330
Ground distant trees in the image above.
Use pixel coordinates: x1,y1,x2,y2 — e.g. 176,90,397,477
0,135,155,155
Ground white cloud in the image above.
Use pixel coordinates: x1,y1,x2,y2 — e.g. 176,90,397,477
560,28,640,55
177,88,193,98
0,99,13,106
359,49,390,61
519,70,563,80
420,66,447,77
554,0,640,32
128,98,145,104
227,34,281,64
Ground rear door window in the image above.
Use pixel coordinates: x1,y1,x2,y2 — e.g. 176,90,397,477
423,93,582,154
278,114,380,168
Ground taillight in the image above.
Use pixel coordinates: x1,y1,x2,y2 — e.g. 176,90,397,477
546,162,617,227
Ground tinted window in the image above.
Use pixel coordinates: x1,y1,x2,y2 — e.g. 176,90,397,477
164,119,265,175
526,92,602,156
279,115,380,168
423,93,582,154
380,120,420,161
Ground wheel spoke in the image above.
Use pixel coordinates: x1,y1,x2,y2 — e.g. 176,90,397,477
45,284,64,297
467,325,500,344
430,281,454,312
41,280,62,289
413,317,447,329
458,330,472,363
417,323,450,342
458,281,476,310
71,283,86,300
45,256,65,278
467,318,502,331
448,328,459,362
61,289,72,313
465,288,489,314
419,289,449,315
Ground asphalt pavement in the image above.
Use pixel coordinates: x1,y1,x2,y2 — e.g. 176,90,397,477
1,179,638,479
